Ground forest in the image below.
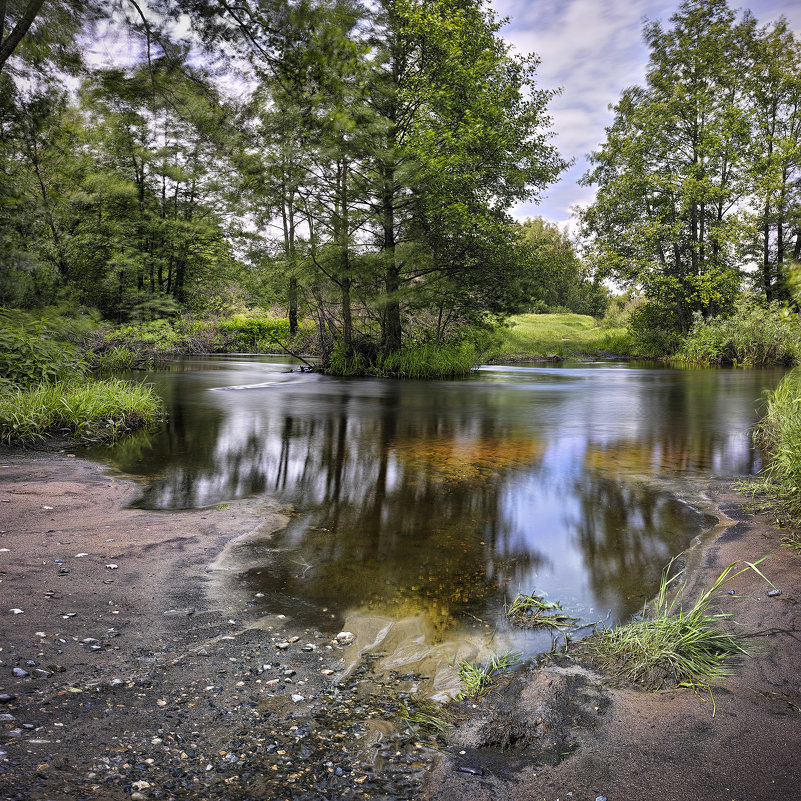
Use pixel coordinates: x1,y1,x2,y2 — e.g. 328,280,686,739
0,0,800,379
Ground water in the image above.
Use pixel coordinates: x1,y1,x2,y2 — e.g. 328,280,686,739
84,358,786,682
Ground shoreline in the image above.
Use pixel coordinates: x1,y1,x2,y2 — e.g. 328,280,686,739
1,449,800,800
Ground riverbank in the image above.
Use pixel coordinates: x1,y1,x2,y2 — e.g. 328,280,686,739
0,449,430,800
423,480,801,801
1,452,800,800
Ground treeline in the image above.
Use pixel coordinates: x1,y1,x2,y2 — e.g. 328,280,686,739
1,0,616,369
582,0,801,352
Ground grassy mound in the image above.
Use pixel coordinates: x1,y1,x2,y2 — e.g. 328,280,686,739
490,313,634,360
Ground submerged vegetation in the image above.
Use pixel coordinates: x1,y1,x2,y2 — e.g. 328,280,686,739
505,592,578,630
584,559,772,693
455,652,522,701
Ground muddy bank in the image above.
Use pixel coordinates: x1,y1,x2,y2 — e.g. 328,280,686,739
423,486,801,801
2,451,801,801
0,449,430,800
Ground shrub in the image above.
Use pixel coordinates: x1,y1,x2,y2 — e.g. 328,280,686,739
0,310,85,387
676,299,801,367
217,314,292,351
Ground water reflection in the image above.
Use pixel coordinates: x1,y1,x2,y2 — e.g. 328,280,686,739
86,360,785,642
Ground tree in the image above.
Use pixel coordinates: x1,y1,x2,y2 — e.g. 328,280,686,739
581,0,751,333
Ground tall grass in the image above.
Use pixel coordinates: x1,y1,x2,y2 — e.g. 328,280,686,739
455,652,521,700
328,342,478,379
584,558,772,694
676,300,801,367
753,368,801,531
0,378,163,445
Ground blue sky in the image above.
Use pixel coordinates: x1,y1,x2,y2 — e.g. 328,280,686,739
493,0,801,227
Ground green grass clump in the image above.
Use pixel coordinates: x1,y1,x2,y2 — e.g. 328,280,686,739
398,701,455,734
0,378,163,445
584,558,772,693
752,367,801,533
455,651,521,700
490,313,634,361
328,342,478,379
505,592,578,630
675,299,801,367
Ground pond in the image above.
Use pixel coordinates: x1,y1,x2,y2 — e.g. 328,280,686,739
84,358,785,691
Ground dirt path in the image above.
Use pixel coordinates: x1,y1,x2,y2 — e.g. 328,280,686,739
1,450,800,801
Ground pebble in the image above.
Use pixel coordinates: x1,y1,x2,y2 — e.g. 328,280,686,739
276,642,290,650
9,608,24,615
0,713,14,722
768,589,782,597
12,668,29,678
336,632,354,643
105,564,118,570
596,796,608,801
291,694,304,703
0,694,15,703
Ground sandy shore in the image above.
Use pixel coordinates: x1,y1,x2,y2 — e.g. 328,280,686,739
1,449,800,800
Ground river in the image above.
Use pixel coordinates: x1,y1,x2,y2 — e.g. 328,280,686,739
83,358,785,695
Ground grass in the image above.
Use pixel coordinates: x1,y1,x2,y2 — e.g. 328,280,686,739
327,342,479,379
752,367,801,534
505,592,578,630
0,378,163,445
583,558,773,697
489,313,634,361
455,651,521,700
398,701,455,734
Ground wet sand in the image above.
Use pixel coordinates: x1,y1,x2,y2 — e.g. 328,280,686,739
1,449,800,800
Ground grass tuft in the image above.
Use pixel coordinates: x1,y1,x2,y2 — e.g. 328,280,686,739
584,558,773,694
455,651,521,700
0,378,163,445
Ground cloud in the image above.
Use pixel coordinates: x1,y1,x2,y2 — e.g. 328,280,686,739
496,0,801,226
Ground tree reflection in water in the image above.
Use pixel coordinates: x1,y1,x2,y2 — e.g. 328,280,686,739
85,359,785,639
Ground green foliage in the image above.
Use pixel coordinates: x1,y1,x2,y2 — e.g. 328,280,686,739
626,302,685,359
398,701,454,734
327,342,478,379
753,368,801,530
585,558,773,693
217,314,292,351
0,377,162,445
0,309,85,387
676,299,801,366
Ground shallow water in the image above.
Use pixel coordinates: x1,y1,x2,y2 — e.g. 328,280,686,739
85,358,786,676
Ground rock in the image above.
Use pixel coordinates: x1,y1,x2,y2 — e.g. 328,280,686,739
301,644,315,652
82,638,101,645
105,564,118,569
0,713,14,722
163,608,195,616
288,636,300,643
596,796,608,801
768,589,782,597
727,589,735,595
291,694,304,703
132,780,151,790
0,694,15,703
131,793,147,801
321,669,335,676
336,631,354,643
32,669,53,679
12,668,29,678
276,642,290,650
9,609,23,615
75,553,88,558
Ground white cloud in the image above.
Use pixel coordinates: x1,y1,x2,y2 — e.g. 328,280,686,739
495,0,801,226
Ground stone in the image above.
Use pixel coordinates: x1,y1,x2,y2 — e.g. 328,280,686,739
0,713,14,722
336,632,354,643
291,694,304,703
12,668,29,678
768,589,782,597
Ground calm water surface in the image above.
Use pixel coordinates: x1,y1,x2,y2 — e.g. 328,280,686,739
85,359,786,665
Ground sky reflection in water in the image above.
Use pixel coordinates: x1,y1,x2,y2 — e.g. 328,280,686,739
86,359,785,650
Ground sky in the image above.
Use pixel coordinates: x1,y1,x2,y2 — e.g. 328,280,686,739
493,0,801,228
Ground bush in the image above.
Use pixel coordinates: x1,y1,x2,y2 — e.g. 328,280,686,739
0,310,85,387
626,302,684,358
676,299,801,367
217,314,292,351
